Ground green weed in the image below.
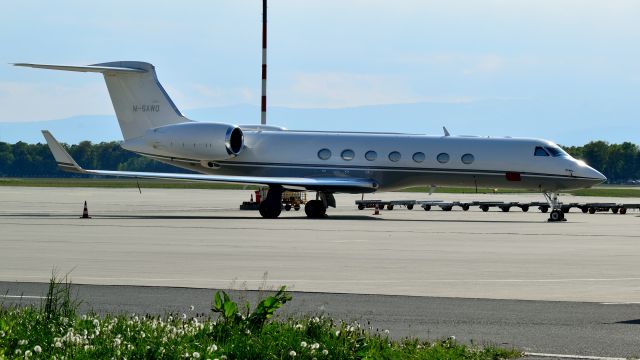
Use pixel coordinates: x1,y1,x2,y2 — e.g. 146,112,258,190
0,276,522,359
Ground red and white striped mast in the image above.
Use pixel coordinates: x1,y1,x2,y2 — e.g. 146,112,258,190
260,0,267,125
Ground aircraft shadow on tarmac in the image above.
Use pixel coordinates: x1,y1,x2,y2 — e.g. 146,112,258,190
46,213,546,223
615,319,640,325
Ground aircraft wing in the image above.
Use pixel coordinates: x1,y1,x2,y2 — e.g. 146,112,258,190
42,131,378,193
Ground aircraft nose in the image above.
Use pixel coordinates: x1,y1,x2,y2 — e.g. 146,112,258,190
574,160,606,183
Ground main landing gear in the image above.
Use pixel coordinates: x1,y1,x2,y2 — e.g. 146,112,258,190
544,192,566,222
258,186,283,219
305,192,334,219
258,187,334,219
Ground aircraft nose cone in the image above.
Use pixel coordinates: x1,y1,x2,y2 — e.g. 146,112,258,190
577,162,606,184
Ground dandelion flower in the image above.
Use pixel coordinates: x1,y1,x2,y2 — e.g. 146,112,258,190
384,329,390,334
0,331,4,337
55,342,62,348
300,341,307,348
93,319,100,327
190,305,195,311
335,330,340,336
289,350,297,357
322,349,329,355
33,346,42,353
311,343,320,350
15,349,22,355
25,350,32,357
18,340,28,345
182,313,187,319
193,352,200,358
208,344,218,352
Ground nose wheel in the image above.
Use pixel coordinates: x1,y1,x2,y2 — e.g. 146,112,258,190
548,209,565,222
544,192,567,222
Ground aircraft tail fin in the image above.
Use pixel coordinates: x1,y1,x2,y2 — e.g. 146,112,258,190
15,61,191,140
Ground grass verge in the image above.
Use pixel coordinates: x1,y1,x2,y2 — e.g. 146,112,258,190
0,277,522,359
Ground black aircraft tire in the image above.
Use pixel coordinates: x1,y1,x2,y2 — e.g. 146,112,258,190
305,200,326,218
549,209,564,222
259,202,282,219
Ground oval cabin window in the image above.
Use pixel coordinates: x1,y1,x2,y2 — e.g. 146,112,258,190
437,153,450,164
341,149,355,161
412,152,425,163
317,148,332,160
388,151,401,162
365,150,377,161
461,153,475,164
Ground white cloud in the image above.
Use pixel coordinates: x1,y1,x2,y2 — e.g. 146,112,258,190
166,83,256,110
271,72,474,109
0,82,112,122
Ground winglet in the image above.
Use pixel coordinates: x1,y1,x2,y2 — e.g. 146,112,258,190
443,126,450,136
41,130,85,174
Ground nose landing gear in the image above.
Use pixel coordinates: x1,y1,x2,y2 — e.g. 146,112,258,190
544,192,567,222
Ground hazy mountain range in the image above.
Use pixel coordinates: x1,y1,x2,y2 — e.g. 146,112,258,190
1,100,637,146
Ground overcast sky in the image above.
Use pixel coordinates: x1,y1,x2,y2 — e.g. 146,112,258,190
0,0,638,142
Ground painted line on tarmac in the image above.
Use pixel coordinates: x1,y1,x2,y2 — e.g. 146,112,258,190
525,352,626,360
4,276,640,284
600,301,640,305
0,295,46,299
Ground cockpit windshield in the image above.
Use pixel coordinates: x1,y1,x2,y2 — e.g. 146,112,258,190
534,146,549,156
534,145,569,158
545,146,567,157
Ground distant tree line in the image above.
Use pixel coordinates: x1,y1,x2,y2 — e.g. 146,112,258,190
0,141,189,177
563,141,640,183
0,140,639,182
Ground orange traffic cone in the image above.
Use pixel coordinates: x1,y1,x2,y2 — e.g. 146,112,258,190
80,201,91,219
373,203,380,215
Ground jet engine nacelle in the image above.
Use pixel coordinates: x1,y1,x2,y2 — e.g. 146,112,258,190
139,122,244,160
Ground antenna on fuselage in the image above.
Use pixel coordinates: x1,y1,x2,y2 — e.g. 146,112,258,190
260,0,268,125
443,126,450,136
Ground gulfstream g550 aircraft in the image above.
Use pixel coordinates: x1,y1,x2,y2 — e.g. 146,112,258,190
15,61,606,221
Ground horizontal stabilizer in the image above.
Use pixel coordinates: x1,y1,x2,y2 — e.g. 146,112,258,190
13,63,147,74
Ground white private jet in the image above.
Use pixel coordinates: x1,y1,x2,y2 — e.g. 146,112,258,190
15,61,606,221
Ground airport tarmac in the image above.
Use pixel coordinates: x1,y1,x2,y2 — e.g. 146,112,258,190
1,186,639,302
